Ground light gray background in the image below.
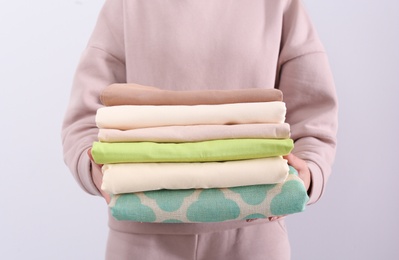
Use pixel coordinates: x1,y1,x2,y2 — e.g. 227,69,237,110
0,1,398,259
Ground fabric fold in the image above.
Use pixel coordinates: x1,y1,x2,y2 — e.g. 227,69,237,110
109,166,309,223
100,83,283,106
101,157,289,194
91,138,294,164
98,123,291,143
95,102,286,130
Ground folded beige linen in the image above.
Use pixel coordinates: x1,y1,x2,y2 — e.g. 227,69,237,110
96,102,286,130
98,123,291,143
101,157,289,194
100,83,283,106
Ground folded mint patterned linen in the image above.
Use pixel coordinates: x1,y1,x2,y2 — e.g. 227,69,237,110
109,166,309,223
91,138,294,164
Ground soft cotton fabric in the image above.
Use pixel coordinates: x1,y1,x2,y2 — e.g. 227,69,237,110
101,157,289,194
91,138,294,164
100,83,284,106
98,123,291,143
109,166,308,223
61,0,338,235
96,102,286,130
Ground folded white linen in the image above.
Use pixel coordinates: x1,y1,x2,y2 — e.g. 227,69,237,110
101,157,289,194
96,102,286,130
98,123,290,142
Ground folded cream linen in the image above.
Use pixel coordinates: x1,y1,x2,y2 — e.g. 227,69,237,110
98,123,291,143
96,102,286,130
100,83,283,106
101,157,289,194
109,166,309,223
91,138,294,164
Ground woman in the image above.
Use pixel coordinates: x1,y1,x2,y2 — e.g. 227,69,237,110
62,0,338,259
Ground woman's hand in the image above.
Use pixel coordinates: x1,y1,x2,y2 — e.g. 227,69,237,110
283,153,311,191
88,148,111,204
255,154,312,222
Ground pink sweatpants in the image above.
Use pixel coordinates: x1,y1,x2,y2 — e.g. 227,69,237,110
105,219,290,260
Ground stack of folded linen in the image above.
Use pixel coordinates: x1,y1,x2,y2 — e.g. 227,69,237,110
91,83,309,223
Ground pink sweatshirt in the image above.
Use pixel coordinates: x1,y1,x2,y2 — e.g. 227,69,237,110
62,0,337,234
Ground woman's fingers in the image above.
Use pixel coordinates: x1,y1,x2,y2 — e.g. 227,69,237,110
283,153,311,191
88,148,110,203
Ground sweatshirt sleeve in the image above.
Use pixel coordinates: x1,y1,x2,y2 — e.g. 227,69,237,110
277,0,338,205
61,0,126,195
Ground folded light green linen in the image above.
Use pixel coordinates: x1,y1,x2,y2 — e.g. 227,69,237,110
91,138,294,164
109,166,309,223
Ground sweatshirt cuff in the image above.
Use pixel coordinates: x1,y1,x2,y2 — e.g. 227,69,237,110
306,160,324,205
